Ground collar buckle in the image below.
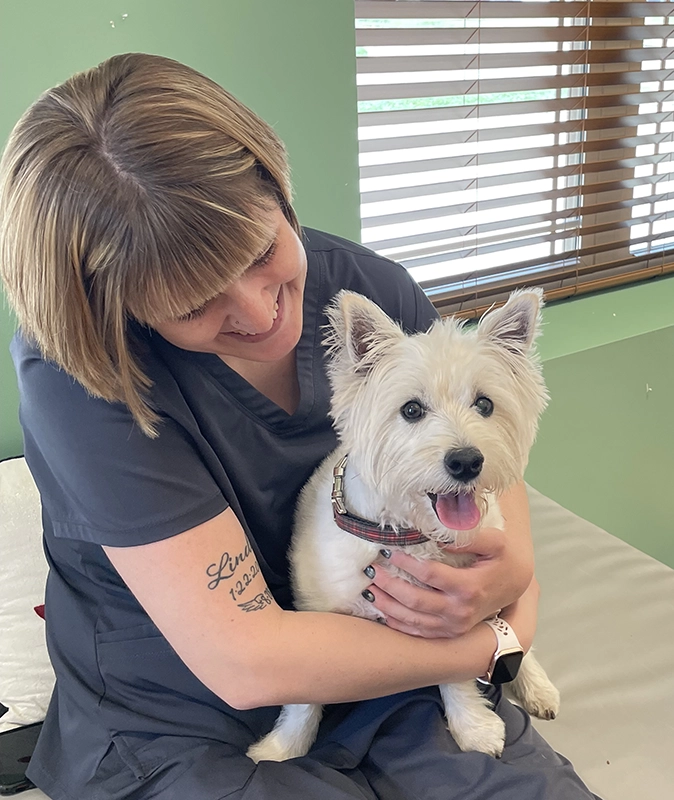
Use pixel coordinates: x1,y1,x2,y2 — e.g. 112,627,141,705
331,454,349,516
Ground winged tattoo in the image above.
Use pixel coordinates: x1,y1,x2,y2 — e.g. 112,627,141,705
238,589,273,612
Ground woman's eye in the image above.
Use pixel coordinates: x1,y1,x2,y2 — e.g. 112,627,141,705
400,400,426,422
251,240,277,269
474,396,494,417
177,304,208,323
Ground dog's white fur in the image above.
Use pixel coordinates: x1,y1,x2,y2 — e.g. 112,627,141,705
247,289,560,763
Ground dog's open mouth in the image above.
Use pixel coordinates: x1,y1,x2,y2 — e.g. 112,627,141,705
428,491,481,531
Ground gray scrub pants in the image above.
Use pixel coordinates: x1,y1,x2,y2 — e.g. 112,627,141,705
92,687,600,800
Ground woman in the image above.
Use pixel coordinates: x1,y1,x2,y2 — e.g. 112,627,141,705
0,53,598,799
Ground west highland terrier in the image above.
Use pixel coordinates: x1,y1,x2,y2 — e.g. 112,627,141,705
248,288,560,763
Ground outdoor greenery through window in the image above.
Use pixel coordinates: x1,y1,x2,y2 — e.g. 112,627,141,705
356,0,674,316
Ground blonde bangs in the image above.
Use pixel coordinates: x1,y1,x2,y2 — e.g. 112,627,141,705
120,191,276,328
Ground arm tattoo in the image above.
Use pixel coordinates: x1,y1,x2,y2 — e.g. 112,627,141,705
206,542,253,590
238,589,273,612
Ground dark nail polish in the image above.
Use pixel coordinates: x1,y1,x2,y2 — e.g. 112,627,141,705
363,565,375,579
362,589,375,602
380,548,392,559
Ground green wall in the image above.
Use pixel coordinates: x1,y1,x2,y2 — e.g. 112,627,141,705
1,1,672,567
0,0,361,457
526,275,674,569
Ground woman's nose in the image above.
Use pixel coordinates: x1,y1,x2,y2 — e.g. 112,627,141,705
222,280,276,333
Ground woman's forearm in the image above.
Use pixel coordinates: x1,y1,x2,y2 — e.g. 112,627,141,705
494,479,535,602
229,572,542,711
229,606,497,709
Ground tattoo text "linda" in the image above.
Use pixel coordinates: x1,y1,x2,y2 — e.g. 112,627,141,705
206,543,253,590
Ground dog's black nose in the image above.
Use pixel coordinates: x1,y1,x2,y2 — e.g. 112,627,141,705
444,447,484,483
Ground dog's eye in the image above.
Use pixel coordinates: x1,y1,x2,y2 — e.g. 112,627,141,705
400,400,426,422
474,396,494,417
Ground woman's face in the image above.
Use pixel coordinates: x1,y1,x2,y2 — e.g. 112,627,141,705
153,205,307,363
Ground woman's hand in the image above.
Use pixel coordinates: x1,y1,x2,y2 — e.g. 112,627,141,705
365,482,535,639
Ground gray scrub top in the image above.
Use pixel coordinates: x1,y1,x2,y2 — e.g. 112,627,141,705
10,228,439,798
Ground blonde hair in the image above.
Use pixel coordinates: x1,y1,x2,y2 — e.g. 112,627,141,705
0,52,299,436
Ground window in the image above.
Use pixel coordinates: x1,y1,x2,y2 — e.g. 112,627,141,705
356,0,674,315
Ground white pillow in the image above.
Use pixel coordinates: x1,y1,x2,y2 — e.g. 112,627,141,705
0,457,54,731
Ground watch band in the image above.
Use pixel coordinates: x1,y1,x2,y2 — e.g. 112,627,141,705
477,615,524,685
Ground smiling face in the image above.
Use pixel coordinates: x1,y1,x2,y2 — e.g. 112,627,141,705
152,205,307,364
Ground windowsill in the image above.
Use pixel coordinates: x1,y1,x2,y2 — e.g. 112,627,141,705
537,274,674,362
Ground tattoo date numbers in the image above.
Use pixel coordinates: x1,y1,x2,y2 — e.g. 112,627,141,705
228,563,260,601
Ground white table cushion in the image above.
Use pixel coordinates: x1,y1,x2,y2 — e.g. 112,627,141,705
0,458,54,731
526,485,674,800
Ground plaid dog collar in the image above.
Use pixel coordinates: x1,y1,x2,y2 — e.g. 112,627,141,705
331,454,429,547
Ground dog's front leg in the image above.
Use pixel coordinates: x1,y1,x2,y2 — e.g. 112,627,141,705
508,650,560,721
246,703,324,763
439,681,506,757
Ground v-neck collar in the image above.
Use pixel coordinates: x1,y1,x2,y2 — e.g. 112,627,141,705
154,238,324,433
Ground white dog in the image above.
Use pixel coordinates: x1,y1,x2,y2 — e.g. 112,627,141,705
248,289,560,763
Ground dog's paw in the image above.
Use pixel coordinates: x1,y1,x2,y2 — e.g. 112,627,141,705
509,652,561,721
440,681,506,757
246,732,308,763
448,710,506,758
517,680,561,721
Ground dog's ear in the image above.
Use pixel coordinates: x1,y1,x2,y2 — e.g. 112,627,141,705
324,291,404,372
477,288,543,355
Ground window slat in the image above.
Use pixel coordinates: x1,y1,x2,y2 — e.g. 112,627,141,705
356,2,674,20
357,48,674,75
356,25,674,48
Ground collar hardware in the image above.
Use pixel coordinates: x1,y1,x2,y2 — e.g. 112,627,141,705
331,455,430,547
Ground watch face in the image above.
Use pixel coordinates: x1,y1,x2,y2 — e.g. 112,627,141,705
492,650,524,684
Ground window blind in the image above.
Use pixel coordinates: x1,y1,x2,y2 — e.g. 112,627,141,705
356,0,674,316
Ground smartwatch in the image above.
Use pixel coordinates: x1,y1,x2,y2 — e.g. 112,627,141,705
477,615,524,685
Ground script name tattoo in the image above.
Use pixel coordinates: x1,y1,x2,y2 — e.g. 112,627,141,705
238,588,273,612
206,542,253,591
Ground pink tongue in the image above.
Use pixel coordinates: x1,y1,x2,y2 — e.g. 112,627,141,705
435,492,481,531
